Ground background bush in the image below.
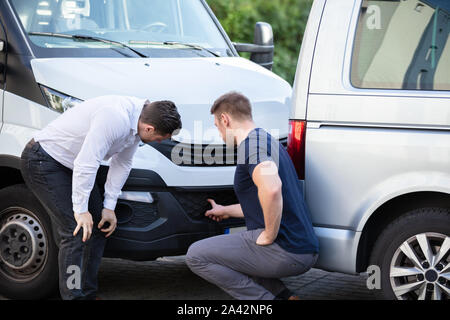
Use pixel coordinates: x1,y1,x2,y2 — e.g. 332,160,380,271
207,0,314,85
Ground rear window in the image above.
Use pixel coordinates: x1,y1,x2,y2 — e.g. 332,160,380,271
351,0,450,91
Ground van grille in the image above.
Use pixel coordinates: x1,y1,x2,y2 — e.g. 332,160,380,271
148,137,287,167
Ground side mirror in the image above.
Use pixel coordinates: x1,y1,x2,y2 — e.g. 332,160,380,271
234,22,274,70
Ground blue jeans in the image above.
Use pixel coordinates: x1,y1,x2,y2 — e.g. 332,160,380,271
20,140,107,300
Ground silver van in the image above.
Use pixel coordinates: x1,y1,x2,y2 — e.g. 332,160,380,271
288,0,449,300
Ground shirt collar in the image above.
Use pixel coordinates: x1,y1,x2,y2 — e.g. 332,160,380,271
131,99,149,136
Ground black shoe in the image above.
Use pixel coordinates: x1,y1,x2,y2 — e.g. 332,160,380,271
274,288,299,300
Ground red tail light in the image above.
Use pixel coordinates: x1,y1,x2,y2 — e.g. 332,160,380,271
287,120,306,180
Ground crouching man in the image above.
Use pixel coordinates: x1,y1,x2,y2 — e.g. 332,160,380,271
186,92,319,300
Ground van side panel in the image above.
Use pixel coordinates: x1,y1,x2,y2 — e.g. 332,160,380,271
0,11,7,131
306,125,450,230
0,91,56,157
313,227,360,274
307,94,450,128
302,0,450,274
308,0,356,95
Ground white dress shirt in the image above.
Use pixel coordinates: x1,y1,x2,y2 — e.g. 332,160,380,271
35,95,148,214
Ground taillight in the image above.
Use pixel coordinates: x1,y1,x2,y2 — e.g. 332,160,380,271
287,120,306,180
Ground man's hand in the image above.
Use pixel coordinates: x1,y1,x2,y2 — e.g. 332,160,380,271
73,212,94,242
98,208,117,238
256,230,276,246
205,199,230,222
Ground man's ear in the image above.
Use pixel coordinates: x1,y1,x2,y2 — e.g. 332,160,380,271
220,113,231,128
146,124,156,134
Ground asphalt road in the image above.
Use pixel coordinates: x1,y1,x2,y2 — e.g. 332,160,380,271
96,256,376,300
0,256,378,300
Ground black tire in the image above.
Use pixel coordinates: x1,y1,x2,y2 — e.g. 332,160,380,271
0,184,59,299
369,207,450,300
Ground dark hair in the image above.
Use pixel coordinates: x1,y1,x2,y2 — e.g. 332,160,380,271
210,91,253,121
140,100,182,135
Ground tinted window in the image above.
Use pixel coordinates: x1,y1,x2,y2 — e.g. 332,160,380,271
351,0,450,91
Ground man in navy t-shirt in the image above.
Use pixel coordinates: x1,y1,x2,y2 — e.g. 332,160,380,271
186,92,319,300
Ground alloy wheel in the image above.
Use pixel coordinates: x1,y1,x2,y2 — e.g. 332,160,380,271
390,232,449,300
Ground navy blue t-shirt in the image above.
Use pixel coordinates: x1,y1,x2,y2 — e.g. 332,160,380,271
234,128,319,254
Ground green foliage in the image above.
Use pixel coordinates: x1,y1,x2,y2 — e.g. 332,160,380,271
207,0,313,85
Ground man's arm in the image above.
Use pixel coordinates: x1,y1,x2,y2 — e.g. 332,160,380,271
103,142,139,211
205,160,282,244
72,111,127,241
98,142,139,237
251,160,283,246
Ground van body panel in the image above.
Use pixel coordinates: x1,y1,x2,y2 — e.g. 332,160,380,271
132,145,237,187
0,92,55,156
307,93,450,128
306,125,450,230
312,227,361,274
2,91,56,132
309,0,356,95
0,90,3,133
294,0,450,275
30,57,291,144
290,0,326,120
0,8,8,129
353,172,450,232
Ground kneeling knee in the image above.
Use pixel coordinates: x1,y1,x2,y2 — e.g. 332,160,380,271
186,239,217,269
185,241,203,267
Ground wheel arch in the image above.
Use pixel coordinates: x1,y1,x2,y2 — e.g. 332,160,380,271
0,155,24,190
355,191,450,273
0,155,60,246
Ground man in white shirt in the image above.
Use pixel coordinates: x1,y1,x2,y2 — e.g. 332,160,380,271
20,95,182,300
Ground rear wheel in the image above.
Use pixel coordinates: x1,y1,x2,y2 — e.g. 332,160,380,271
370,207,450,300
0,184,58,299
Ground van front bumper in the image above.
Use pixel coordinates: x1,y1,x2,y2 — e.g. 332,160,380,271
95,167,244,261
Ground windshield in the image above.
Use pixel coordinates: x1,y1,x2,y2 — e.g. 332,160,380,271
9,0,233,58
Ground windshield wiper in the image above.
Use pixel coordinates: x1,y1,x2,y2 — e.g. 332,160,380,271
28,32,148,58
163,41,220,57
129,40,220,57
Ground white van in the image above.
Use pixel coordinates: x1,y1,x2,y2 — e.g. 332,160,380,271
0,0,292,299
288,0,449,300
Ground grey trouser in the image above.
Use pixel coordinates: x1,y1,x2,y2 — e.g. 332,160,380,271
186,228,318,300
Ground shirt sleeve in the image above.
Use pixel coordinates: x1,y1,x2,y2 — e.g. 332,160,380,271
72,111,128,214
246,131,279,177
103,142,139,211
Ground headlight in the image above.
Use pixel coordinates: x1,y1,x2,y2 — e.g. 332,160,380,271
40,86,83,113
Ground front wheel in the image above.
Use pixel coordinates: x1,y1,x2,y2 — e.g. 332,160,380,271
0,184,59,299
370,207,449,300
